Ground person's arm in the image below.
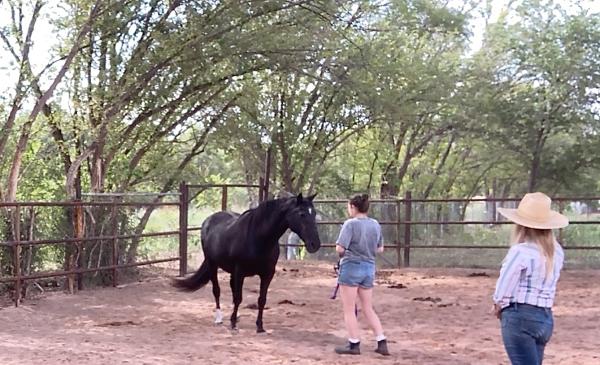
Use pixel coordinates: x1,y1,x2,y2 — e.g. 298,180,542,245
288,232,301,246
336,221,352,257
492,246,526,312
376,226,384,253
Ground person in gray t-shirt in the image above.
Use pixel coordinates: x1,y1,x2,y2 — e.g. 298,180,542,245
287,231,301,260
334,194,389,357
337,216,383,264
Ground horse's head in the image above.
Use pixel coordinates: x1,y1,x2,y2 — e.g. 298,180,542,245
284,193,321,253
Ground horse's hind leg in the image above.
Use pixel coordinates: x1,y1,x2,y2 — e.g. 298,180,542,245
211,267,223,324
256,271,275,333
229,269,245,330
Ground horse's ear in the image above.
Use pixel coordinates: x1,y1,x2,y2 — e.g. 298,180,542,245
307,193,317,202
296,193,303,205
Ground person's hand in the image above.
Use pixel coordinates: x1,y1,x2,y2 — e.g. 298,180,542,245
335,244,346,257
377,246,384,253
490,303,502,319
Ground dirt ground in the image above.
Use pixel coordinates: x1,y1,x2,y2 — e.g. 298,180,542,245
1,261,599,365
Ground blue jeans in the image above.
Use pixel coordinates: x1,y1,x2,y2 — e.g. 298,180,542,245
338,260,375,289
501,303,554,365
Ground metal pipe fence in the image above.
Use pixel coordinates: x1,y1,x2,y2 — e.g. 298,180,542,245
2,185,598,306
310,192,600,267
0,199,182,307
0,180,268,307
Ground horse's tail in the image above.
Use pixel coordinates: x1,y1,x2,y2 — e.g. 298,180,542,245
172,260,211,292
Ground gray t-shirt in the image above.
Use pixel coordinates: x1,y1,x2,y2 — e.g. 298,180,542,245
288,232,301,246
336,217,383,264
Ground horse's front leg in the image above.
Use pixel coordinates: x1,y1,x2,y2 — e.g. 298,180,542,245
230,269,245,330
256,271,275,333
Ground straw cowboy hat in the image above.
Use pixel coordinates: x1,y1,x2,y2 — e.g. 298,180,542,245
498,192,569,229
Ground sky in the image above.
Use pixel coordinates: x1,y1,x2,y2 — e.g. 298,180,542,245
0,0,599,102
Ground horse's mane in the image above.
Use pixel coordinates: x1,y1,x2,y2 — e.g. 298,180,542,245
239,197,289,218
236,198,290,242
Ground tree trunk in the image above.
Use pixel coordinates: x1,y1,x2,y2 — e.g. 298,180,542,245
0,1,43,164
4,0,103,203
528,124,547,192
125,98,234,263
423,134,455,199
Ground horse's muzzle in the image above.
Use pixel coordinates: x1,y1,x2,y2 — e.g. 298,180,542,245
305,241,321,253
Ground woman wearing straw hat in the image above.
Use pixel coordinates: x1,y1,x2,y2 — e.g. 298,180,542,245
492,192,569,365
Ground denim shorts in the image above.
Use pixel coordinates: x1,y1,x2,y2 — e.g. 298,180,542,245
501,303,554,365
338,260,375,289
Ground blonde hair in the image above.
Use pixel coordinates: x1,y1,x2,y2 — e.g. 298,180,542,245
511,225,556,276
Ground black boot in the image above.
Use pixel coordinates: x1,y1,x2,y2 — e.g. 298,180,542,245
375,339,390,356
335,341,360,355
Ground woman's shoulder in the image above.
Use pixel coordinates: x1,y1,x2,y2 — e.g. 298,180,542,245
342,218,358,228
343,217,380,227
554,241,565,257
344,217,376,223
510,242,540,255
511,241,564,258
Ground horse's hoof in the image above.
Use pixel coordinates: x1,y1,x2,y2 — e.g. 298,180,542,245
256,328,266,334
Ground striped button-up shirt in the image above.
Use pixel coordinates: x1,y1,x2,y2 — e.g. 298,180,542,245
493,242,564,309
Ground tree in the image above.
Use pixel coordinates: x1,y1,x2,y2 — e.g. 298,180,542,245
467,0,600,193
0,0,103,203
349,0,472,198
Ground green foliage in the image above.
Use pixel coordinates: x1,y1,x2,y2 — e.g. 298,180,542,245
1,0,599,276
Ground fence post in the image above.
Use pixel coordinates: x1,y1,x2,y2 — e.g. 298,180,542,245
404,191,412,267
74,200,84,291
491,179,497,223
110,197,119,287
221,186,228,211
396,199,402,268
13,205,21,307
179,182,189,277
258,177,264,202
558,201,565,244
263,147,271,199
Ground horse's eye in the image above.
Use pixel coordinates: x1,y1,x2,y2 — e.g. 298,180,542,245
300,213,307,218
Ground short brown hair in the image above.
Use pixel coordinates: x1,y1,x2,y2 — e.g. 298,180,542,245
349,194,369,213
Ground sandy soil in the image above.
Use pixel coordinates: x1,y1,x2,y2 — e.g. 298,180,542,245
1,261,599,365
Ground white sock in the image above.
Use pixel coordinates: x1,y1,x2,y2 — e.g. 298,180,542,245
348,338,360,344
214,309,223,324
376,334,386,342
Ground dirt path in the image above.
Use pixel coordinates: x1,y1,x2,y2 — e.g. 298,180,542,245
1,261,598,364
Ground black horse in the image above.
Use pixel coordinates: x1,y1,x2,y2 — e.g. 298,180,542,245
172,193,321,332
